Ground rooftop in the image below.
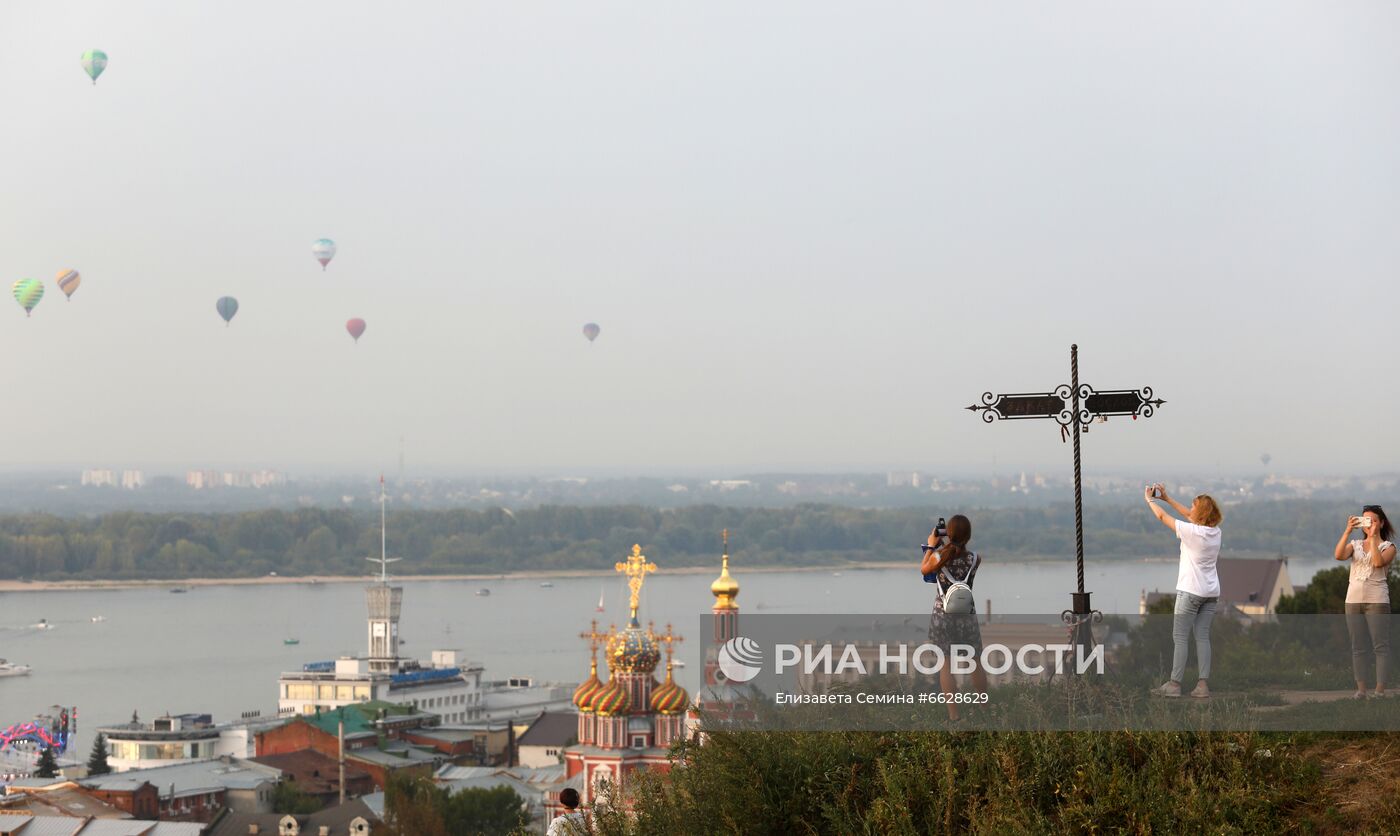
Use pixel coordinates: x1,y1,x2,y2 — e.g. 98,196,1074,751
80,758,281,795
0,784,129,820
203,798,379,836
0,814,204,835
516,712,578,748
246,752,370,796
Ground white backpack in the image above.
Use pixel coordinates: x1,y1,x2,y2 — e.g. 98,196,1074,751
940,553,979,615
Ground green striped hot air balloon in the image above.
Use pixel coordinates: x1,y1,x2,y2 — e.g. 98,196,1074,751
81,49,108,85
12,279,44,317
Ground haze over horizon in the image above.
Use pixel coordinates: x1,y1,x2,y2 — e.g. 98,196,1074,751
2,1,1396,476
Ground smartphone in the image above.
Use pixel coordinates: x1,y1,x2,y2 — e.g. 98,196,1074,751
1147,484,1162,499
1357,516,1373,529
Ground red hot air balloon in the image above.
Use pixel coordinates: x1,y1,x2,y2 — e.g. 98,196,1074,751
582,322,601,343
346,318,366,344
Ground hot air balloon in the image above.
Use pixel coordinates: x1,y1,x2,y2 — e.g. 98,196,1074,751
582,323,601,343
216,296,239,326
55,269,81,300
1260,453,1272,467
312,239,336,270
346,318,366,343
81,49,108,85
12,279,43,317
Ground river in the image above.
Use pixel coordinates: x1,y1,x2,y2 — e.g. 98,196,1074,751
0,556,1336,750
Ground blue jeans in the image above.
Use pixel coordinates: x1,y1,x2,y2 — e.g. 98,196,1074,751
1171,591,1218,683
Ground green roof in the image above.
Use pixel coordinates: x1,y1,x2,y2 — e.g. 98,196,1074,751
302,701,418,738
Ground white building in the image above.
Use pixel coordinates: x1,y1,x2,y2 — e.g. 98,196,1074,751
97,712,285,772
278,483,486,722
81,469,116,488
278,652,486,723
120,470,145,490
186,470,222,490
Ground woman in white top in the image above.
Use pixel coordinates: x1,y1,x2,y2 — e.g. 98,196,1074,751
1144,484,1224,699
1334,505,1396,699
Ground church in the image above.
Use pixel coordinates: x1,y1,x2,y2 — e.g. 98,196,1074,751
548,533,742,813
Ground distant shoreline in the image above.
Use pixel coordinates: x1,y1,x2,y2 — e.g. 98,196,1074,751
0,553,1309,594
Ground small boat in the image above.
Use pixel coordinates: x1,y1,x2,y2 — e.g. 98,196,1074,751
831,571,843,577
90,616,106,623
539,581,554,588
0,659,32,678
170,587,187,594
283,638,300,646
475,589,491,597
596,588,605,613
29,619,53,630
671,659,687,669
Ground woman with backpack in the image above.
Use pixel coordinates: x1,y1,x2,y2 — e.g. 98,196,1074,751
922,514,987,720
1144,483,1223,698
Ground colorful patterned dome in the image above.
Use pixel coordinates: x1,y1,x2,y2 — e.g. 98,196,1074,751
573,658,604,712
606,618,660,674
650,663,689,715
592,675,631,716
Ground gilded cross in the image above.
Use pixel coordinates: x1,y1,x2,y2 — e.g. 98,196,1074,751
654,622,684,671
615,544,658,621
578,619,611,675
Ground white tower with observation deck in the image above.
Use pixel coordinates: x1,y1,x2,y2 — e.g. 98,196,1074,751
278,476,489,721
366,477,403,673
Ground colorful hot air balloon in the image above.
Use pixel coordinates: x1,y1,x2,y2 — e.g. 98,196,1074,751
12,279,43,317
81,49,108,85
312,239,337,270
583,323,601,343
55,269,81,300
346,318,366,343
216,296,239,326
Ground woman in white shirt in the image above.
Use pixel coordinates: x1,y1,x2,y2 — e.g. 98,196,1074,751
1334,505,1396,699
1144,484,1223,699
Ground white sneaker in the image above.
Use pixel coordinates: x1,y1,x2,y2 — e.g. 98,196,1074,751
1153,681,1181,698
1190,681,1210,699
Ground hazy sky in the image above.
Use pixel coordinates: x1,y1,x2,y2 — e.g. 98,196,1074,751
1,2,1397,477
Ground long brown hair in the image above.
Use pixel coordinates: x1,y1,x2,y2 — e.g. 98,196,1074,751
939,514,973,562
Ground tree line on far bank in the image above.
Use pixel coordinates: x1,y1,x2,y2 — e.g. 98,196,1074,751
0,499,1380,581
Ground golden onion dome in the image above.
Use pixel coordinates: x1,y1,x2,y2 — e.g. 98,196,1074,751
572,658,604,712
650,663,689,715
606,618,661,674
592,676,631,716
711,531,739,610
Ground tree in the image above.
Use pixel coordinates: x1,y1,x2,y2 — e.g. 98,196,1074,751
35,745,59,778
86,734,111,776
272,780,322,815
380,773,528,836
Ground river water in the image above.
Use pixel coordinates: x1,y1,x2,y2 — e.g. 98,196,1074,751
0,556,1335,751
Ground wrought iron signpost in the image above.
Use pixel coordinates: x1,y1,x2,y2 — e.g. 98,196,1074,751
968,344,1164,652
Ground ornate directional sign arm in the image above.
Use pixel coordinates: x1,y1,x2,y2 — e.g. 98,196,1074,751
968,386,1164,428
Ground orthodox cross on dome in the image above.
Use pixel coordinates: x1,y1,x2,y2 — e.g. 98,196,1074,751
580,618,610,657
615,544,658,621
655,622,684,670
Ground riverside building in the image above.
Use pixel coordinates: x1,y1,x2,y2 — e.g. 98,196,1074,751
277,479,487,721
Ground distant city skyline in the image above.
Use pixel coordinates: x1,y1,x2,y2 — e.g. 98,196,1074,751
2,2,1397,474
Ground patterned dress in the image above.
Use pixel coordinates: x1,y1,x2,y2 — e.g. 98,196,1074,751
927,549,983,653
